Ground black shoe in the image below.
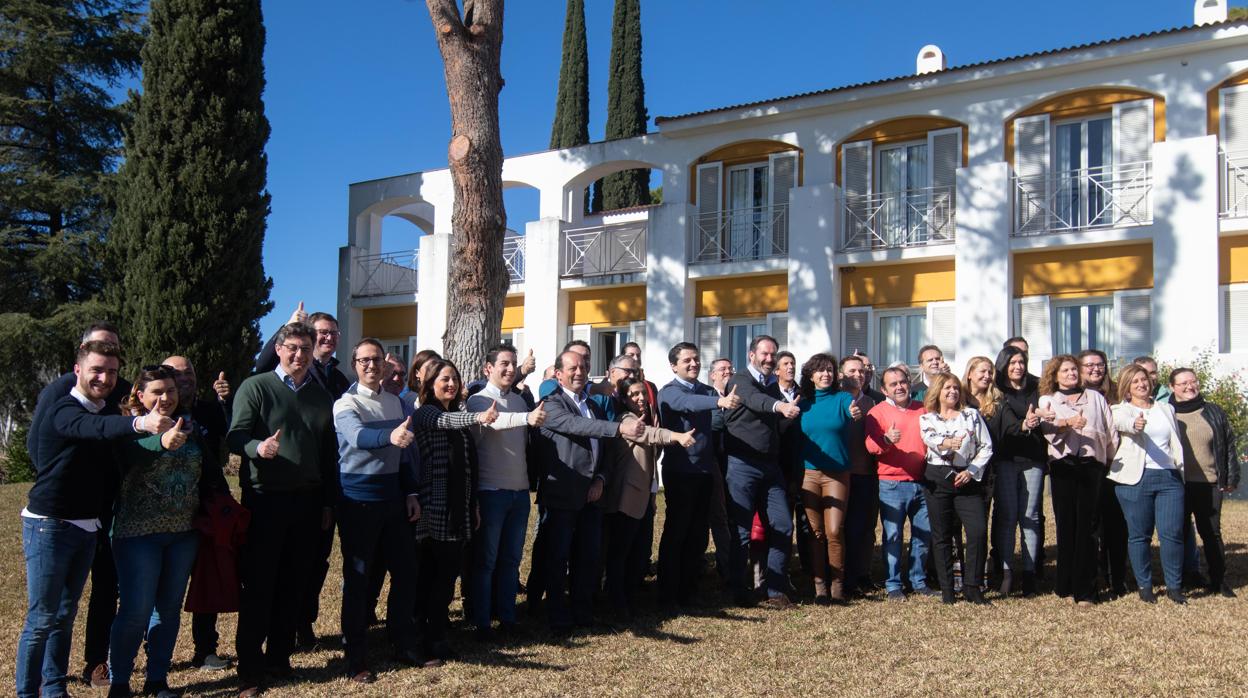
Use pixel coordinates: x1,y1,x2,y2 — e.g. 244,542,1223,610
1183,570,1209,589
1019,571,1037,598
963,587,991,606
915,586,941,598
941,589,956,605
294,625,317,651
394,647,443,668
886,590,906,602
427,641,458,661
1214,583,1237,599
1138,587,1157,603
1167,589,1188,605
812,594,831,606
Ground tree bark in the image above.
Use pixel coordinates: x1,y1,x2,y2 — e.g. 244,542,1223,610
426,0,508,378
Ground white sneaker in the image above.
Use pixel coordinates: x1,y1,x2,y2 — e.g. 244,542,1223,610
197,654,231,671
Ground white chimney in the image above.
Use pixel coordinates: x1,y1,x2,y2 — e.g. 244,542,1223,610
916,45,946,75
1194,0,1228,25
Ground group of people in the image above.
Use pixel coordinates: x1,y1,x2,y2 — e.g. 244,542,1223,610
14,304,1240,698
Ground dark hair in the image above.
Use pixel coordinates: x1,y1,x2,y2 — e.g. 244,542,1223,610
407,349,441,392
1132,355,1157,366
80,321,121,345
776,350,795,364
308,312,338,327
840,354,864,370
123,365,179,416
1169,367,1197,386
418,358,464,410
1003,336,1028,349
77,340,122,363
351,337,385,362
749,334,778,353
799,353,839,401
1039,354,1079,396
486,343,518,365
881,365,910,386
668,341,699,366
993,345,1029,392
556,350,585,372
274,322,315,346
918,344,942,362
562,339,590,353
623,341,641,353
1076,349,1116,396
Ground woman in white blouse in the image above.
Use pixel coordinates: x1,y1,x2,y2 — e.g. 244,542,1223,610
1109,364,1187,604
919,373,993,605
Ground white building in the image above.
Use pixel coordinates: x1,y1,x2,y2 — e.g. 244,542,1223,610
338,2,1248,383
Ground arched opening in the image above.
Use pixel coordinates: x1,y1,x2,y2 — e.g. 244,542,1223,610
687,140,802,263
561,159,664,222
502,183,540,285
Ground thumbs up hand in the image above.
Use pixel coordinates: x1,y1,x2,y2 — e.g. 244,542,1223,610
674,428,697,448
289,301,307,325
776,400,801,419
885,422,902,444
521,348,536,376
1133,411,1147,432
391,416,414,448
476,399,499,425
849,402,863,421
258,428,281,459
718,384,741,410
622,416,647,439
161,417,188,450
213,371,231,401
1023,403,1040,430
139,411,175,435
528,400,547,427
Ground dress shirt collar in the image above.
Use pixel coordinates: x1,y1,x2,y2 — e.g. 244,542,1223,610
673,376,696,391
275,364,312,392
562,385,588,404
747,363,774,386
69,386,104,413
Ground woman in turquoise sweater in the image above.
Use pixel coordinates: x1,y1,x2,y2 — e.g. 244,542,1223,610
108,366,203,698
798,353,864,604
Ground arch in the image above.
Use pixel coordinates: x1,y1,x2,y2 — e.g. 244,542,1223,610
686,139,804,204
350,196,437,251
1206,67,1248,136
833,115,968,184
561,159,664,194
1003,86,1167,164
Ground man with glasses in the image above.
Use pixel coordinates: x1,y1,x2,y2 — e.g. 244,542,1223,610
228,322,338,697
590,354,640,420
851,351,887,403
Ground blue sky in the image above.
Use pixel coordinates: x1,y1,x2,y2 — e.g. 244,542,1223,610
253,0,1225,341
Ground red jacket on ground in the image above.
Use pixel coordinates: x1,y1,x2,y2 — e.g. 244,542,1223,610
184,491,250,614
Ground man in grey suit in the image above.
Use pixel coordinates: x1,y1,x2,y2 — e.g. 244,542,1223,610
536,350,645,635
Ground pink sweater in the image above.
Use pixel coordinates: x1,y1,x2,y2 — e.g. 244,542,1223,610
864,399,927,481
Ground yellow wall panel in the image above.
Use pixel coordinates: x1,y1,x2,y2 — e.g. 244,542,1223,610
501,295,525,330
1220,236,1248,285
840,261,955,308
567,286,646,326
362,305,416,338
1014,243,1152,297
696,274,788,317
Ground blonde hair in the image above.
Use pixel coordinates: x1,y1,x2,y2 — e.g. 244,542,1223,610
922,372,965,413
1115,363,1152,404
962,356,1001,419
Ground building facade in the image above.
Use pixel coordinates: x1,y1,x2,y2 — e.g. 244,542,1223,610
338,3,1248,384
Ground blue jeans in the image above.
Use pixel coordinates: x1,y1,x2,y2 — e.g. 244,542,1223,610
877,479,931,593
992,458,1045,572
725,456,792,597
472,489,530,629
16,517,97,698
109,530,199,687
1115,468,1185,592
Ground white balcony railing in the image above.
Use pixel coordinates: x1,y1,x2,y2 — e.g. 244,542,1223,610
1013,162,1152,236
351,250,418,297
562,221,647,277
1223,149,1248,219
840,185,955,251
503,236,525,284
689,203,788,264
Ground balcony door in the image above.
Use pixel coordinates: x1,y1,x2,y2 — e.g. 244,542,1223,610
877,142,928,246
1054,117,1112,229
727,163,769,260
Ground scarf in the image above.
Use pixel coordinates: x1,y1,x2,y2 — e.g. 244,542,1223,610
1057,386,1083,396
1169,394,1206,414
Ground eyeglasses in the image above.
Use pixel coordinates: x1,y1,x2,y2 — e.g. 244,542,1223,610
355,356,383,366
613,367,639,375
281,343,313,355
1080,362,1106,370
316,329,341,338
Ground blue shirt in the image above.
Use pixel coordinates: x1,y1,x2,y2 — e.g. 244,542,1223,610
275,365,312,392
799,388,855,473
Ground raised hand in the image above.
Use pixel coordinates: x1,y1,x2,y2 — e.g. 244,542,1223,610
476,399,499,425
885,422,902,444
1035,404,1057,422
622,416,646,439
140,412,175,435
161,417,188,450
390,416,414,448
1068,413,1088,430
288,301,307,325
674,428,697,448
521,348,536,376
776,400,801,419
213,371,231,401
718,385,741,410
942,433,965,451
528,399,547,427
258,428,281,459
848,402,863,421
1133,411,1147,432
1023,403,1040,430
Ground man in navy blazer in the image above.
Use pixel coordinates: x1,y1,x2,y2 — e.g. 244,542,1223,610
722,335,801,608
536,350,644,634
655,342,741,609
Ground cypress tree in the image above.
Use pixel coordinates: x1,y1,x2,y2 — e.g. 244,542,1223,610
549,0,590,213
601,0,648,211
110,0,273,391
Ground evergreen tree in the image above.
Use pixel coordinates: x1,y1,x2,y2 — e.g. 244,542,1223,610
549,0,590,214
110,0,273,392
601,0,648,211
0,0,142,430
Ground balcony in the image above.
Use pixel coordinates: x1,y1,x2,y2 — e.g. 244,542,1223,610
840,186,955,251
351,250,417,298
689,203,788,264
503,236,525,284
561,220,647,278
1013,162,1152,236
1222,149,1248,219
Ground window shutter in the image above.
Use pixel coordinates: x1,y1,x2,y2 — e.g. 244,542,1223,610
1014,114,1050,235
841,307,872,359
510,328,526,358
927,127,961,242
629,321,646,351
567,324,591,347
768,152,797,255
1223,285,1248,352
842,140,873,249
1014,295,1053,372
1221,86,1248,217
1113,290,1153,362
696,316,722,379
1113,99,1154,226
766,312,789,351
695,163,723,263
925,301,957,363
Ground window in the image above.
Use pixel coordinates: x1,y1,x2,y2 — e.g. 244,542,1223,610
877,141,929,245
1054,117,1112,229
380,339,410,366
876,310,926,371
727,163,770,259
1053,298,1114,357
591,327,630,376
724,319,768,374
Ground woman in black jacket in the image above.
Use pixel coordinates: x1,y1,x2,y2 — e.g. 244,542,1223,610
989,346,1048,597
1169,368,1240,597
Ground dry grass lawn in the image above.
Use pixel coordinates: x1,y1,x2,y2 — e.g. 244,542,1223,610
0,480,1244,696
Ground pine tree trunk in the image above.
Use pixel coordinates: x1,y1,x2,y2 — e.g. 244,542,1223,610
426,0,508,377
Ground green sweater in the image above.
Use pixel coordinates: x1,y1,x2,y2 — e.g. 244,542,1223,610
227,371,337,503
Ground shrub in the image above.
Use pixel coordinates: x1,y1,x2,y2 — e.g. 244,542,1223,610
3,425,36,484
1159,348,1248,457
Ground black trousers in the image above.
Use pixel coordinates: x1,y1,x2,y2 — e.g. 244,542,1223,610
82,524,118,667
1049,457,1103,602
339,498,419,672
657,472,711,605
1186,482,1227,587
604,511,644,611
192,613,219,658
299,518,336,634
844,473,879,589
236,489,321,681
365,539,388,622
414,537,464,648
922,467,988,592
1097,480,1131,593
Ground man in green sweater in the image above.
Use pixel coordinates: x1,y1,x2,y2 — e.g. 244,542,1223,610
227,322,337,697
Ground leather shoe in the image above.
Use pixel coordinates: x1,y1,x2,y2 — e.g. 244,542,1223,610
394,648,443,668
1217,584,1237,599
760,594,794,610
963,587,991,606
1138,587,1157,603
348,670,376,684
1167,589,1188,605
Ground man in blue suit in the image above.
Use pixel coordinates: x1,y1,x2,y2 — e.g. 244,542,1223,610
655,342,741,610
536,350,645,635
